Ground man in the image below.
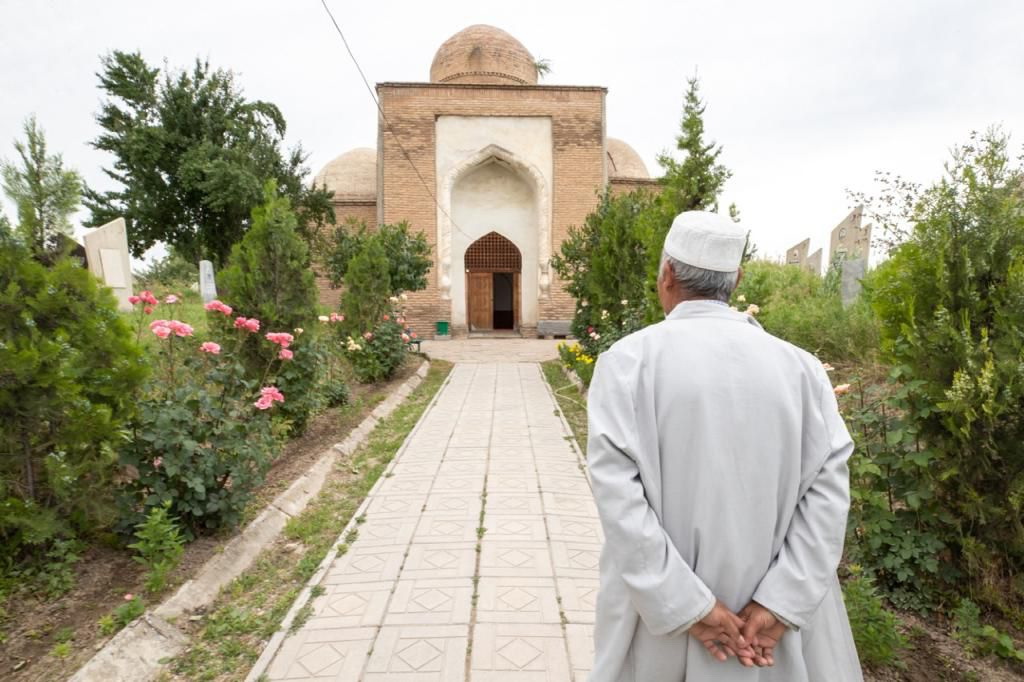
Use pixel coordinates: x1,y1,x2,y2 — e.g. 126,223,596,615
587,211,863,681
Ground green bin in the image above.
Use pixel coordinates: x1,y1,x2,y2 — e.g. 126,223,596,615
436,320,450,336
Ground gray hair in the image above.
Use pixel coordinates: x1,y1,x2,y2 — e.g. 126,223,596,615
660,251,739,302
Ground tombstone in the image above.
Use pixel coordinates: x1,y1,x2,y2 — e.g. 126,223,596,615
829,206,872,266
786,238,810,267
840,257,867,306
82,218,133,311
199,260,217,303
806,248,823,276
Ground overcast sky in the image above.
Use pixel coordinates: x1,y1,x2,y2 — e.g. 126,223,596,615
1,0,1022,267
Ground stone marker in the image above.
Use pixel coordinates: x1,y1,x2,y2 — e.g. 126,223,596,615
829,206,872,265
840,257,867,306
786,238,810,268
83,218,133,311
806,248,823,276
199,260,217,303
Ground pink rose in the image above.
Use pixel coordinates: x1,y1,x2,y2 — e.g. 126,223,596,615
265,332,294,347
152,325,171,339
153,457,163,468
244,318,260,333
200,341,221,354
165,294,179,304
279,348,293,360
124,593,134,601
139,290,158,305
144,306,154,315
410,332,417,339
330,312,344,323
234,316,248,329
363,332,373,341
254,395,274,410
401,333,410,343
170,321,193,337
128,295,141,305
204,300,232,316
382,314,390,321
254,386,285,409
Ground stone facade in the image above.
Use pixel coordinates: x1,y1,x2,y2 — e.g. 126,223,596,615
313,25,651,338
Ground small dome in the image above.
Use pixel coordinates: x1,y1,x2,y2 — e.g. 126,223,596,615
313,148,376,201
430,25,537,86
606,138,649,179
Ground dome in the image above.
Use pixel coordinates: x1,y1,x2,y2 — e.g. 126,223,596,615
430,25,538,86
313,147,377,202
606,138,649,179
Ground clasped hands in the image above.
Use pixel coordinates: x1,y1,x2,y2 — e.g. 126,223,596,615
688,600,787,667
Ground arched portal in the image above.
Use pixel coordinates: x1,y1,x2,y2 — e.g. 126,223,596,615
465,232,521,331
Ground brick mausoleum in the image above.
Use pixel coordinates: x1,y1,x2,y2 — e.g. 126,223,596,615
313,24,655,338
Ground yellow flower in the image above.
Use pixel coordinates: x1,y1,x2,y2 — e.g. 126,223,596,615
737,294,746,303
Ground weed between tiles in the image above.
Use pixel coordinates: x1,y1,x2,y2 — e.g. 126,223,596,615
164,361,452,681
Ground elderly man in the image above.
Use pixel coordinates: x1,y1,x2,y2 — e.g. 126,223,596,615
587,211,863,681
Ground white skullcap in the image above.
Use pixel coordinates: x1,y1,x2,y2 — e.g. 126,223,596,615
663,210,747,272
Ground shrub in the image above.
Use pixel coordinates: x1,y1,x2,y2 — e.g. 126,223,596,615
342,235,392,334
217,181,321,432
326,219,432,296
342,313,407,384
127,502,184,593
731,260,879,363
842,569,907,667
99,594,145,636
118,306,285,537
557,341,596,387
952,598,1024,662
867,130,1024,604
0,238,147,567
136,250,199,292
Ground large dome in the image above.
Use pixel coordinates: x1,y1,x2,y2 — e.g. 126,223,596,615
430,25,537,86
606,138,649,179
313,148,377,202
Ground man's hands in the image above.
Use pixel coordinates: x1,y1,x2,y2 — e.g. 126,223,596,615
687,599,788,667
739,602,788,667
687,600,755,662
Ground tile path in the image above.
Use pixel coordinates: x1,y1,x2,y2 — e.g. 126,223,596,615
419,339,562,364
258,363,599,681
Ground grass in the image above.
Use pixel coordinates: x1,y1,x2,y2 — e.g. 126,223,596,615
541,360,588,447
166,360,452,681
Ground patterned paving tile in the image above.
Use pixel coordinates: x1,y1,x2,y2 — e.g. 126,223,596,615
303,581,391,629
351,517,416,547
364,624,468,681
546,514,603,544
402,542,478,579
482,514,548,543
384,577,473,625
265,627,375,679
565,623,595,680
476,576,562,624
429,475,485,494
412,514,481,544
364,494,427,519
550,540,603,579
478,542,554,578
486,473,539,494
541,491,599,518
470,623,570,681
556,576,600,624
423,493,483,518
324,545,405,584
537,474,592,495
486,493,544,515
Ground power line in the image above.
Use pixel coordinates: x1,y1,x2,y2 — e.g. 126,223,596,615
318,0,474,243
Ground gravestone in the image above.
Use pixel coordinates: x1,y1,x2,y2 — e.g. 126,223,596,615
829,206,872,265
840,257,867,306
83,218,133,311
199,260,217,303
806,248,823,276
786,238,810,267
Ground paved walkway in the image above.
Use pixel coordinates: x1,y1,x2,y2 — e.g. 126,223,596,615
259,363,599,681
419,339,562,364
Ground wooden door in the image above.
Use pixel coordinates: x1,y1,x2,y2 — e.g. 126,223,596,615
512,272,521,330
468,272,493,331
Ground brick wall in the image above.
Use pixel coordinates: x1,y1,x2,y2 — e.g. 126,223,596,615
609,177,661,196
376,82,606,338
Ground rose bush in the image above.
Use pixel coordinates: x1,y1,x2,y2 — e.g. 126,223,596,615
118,299,292,537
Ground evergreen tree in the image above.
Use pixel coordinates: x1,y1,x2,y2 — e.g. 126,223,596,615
85,51,333,266
342,237,392,334
217,181,318,333
0,116,82,261
326,220,431,296
641,76,734,320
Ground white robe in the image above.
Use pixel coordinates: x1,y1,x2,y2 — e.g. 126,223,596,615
587,301,863,682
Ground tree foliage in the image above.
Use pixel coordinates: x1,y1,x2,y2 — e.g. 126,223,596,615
0,116,83,261
342,235,392,334
326,219,432,296
864,129,1024,604
0,239,146,560
85,51,333,266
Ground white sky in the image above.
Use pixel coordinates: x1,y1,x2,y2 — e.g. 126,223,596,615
1,0,1022,267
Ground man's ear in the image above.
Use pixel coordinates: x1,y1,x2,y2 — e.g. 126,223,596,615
661,261,675,291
